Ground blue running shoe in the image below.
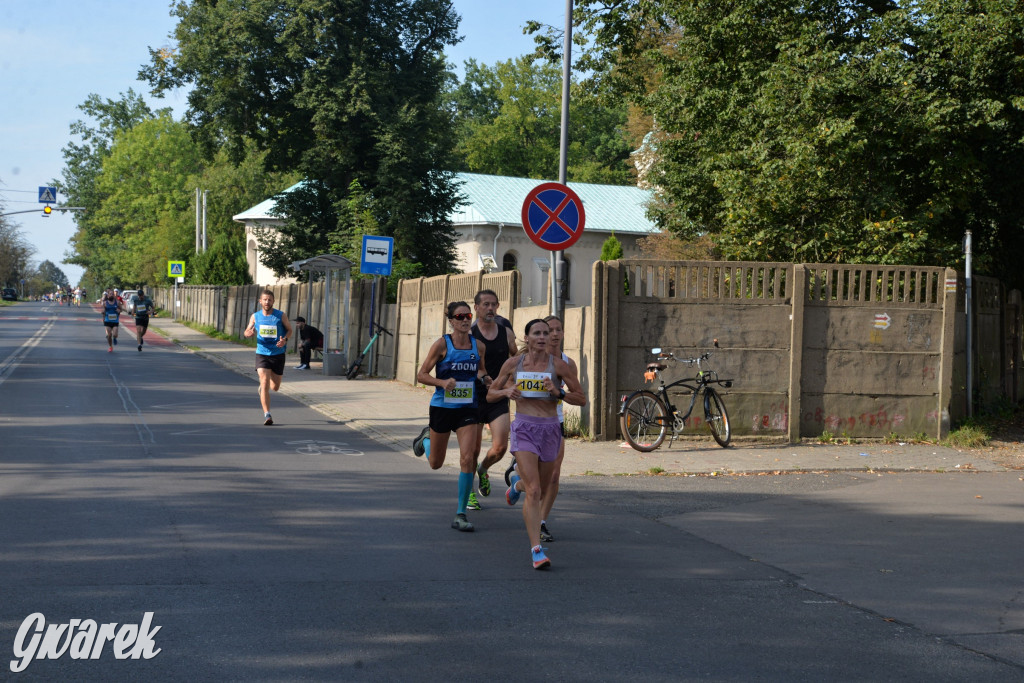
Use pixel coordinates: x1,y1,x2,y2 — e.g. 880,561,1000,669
505,474,521,506
531,545,551,570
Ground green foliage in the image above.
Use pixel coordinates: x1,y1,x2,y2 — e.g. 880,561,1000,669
59,90,156,289
600,234,624,261
448,57,633,184
189,235,253,286
35,261,69,291
87,113,205,286
560,0,1024,286
943,421,990,449
143,0,463,278
59,90,294,289
0,214,33,289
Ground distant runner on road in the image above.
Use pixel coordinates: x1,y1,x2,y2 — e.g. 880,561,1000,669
244,290,293,426
131,288,156,352
101,288,121,352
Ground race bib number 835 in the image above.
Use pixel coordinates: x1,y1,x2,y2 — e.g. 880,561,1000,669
444,381,474,404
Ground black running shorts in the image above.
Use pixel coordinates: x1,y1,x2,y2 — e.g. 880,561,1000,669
255,353,286,376
429,404,479,434
478,397,510,425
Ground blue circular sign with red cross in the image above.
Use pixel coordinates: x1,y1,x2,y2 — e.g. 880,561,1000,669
521,182,586,251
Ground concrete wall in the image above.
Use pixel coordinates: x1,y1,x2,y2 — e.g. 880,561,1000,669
592,260,958,442
394,270,519,385
160,259,1022,440
155,276,389,375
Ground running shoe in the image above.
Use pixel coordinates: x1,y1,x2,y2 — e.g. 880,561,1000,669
505,474,521,506
138,344,142,352
531,545,551,570
451,513,474,532
466,492,482,510
107,347,113,353
540,522,554,542
412,426,429,457
477,467,491,496
504,459,517,486
264,413,273,426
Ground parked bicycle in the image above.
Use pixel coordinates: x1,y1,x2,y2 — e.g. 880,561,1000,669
346,322,392,379
619,340,733,450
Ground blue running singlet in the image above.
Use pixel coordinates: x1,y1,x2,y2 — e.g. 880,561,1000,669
429,335,480,409
254,308,286,356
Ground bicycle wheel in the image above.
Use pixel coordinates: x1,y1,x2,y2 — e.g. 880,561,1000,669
704,387,731,447
619,390,670,452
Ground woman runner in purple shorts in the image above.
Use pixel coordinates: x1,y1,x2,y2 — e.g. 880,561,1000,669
487,319,583,570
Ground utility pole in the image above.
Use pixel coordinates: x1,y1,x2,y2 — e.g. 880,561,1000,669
552,0,573,319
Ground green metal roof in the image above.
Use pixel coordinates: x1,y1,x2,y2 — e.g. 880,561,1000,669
234,173,657,235
453,172,657,235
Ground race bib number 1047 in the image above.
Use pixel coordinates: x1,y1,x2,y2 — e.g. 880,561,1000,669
516,372,550,398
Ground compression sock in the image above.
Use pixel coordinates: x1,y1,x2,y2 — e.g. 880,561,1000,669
457,471,473,514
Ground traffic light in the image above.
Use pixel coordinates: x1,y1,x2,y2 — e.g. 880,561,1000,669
42,205,52,216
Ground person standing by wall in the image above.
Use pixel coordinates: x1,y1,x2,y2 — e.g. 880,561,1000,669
293,317,324,370
244,290,293,426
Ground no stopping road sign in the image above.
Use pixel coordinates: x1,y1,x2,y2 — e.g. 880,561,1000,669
521,182,586,251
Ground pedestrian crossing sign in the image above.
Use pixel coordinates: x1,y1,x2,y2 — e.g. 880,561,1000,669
168,260,186,278
38,186,57,203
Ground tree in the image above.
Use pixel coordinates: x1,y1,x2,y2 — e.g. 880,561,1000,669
600,234,623,261
86,113,205,287
142,0,464,278
551,1,1024,285
36,261,69,291
59,91,155,289
448,57,634,184
0,210,33,289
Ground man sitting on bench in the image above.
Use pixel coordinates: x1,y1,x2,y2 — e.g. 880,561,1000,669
293,317,324,370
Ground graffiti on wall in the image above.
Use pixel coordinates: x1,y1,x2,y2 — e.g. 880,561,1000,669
751,403,789,432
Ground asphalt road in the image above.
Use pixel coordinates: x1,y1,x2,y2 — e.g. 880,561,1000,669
0,301,1021,681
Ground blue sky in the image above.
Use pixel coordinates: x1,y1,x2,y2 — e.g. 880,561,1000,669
0,0,562,286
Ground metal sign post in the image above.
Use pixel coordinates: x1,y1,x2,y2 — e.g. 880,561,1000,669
554,0,574,320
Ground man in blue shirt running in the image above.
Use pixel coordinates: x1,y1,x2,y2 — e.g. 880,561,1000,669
244,289,293,425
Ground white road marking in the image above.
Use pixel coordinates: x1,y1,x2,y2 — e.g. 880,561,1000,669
0,318,56,387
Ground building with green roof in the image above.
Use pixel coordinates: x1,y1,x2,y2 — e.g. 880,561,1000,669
234,172,658,305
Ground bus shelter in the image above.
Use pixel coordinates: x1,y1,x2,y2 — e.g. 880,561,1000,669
289,254,352,376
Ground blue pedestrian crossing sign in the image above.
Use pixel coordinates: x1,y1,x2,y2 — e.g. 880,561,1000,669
361,236,394,276
167,260,186,278
38,186,57,204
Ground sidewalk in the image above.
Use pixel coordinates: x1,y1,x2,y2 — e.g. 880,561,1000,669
150,316,1008,476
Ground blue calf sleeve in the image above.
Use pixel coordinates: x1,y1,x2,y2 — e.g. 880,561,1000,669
457,471,473,514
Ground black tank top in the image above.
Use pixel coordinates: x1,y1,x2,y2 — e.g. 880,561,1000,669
472,322,510,379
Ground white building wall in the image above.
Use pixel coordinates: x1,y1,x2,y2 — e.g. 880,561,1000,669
245,224,299,287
